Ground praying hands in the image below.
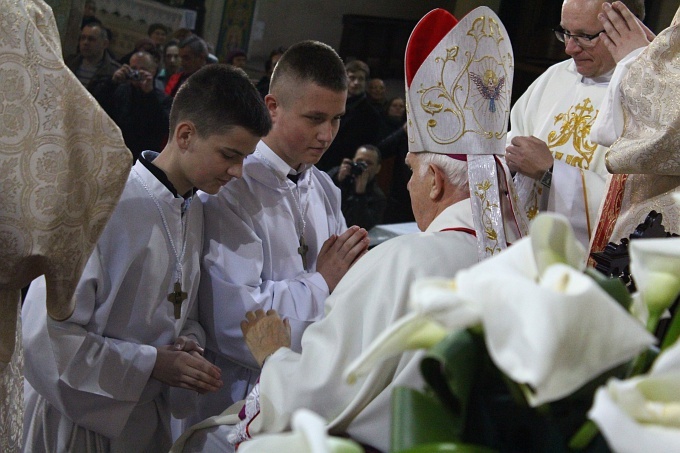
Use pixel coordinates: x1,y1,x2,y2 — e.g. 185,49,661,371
316,225,369,292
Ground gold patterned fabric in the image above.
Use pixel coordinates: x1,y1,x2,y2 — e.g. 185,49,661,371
606,25,680,176
598,16,680,244
0,0,130,450
404,7,528,260
0,0,130,327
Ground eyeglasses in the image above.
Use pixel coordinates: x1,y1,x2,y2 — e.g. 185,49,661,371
553,27,605,48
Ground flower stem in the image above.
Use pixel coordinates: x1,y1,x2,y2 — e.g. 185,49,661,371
661,308,680,351
568,420,599,450
646,310,661,334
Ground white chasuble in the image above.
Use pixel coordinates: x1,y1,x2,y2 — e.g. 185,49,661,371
244,201,478,452
22,159,204,452
509,60,610,247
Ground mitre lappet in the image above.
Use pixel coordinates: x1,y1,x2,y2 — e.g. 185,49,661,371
405,7,528,259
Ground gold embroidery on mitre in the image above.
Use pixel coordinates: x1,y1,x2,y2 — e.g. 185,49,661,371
474,178,501,255
547,98,599,169
416,15,511,147
406,100,415,145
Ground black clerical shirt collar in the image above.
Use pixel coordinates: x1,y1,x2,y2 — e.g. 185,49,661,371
139,150,195,199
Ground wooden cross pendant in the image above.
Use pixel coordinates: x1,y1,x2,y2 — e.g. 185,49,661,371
167,281,187,319
297,235,309,271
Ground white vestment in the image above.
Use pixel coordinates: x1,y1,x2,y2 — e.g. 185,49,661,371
195,141,346,420
509,59,610,247
177,199,479,453
22,156,204,452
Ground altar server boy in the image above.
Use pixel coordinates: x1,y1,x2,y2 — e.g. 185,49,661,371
21,64,272,452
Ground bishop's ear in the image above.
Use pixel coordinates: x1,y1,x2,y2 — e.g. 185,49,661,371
429,163,445,200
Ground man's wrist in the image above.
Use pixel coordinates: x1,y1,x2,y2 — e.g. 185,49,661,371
540,165,553,188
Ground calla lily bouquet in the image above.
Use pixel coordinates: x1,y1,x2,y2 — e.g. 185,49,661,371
345,212,680,452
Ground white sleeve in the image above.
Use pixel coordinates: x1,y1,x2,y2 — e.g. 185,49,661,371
590,48,646,147
22,251,158,439
199,194,330,368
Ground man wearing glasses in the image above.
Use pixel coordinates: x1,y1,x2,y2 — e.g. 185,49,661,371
505,0,645,248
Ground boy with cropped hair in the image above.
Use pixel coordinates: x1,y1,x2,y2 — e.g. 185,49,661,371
194,40,370,424
22,64,272,452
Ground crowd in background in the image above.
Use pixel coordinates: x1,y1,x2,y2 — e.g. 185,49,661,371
69,1,413,228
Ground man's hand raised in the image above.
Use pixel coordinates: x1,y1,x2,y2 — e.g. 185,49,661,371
599,1,654,63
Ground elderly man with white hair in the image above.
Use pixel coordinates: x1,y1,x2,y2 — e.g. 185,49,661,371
174,7,527,452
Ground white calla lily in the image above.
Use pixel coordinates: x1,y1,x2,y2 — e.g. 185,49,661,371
630,238,680,330
589,339,680,453
343,314,447,385
344,278,482,384
457,262,655,406
345,213,654,407
629,292,650,327
530,213,586,274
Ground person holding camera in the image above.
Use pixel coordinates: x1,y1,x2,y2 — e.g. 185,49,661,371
329,144,387,231
110,50,172,162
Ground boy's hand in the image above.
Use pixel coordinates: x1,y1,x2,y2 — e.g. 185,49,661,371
316,226,369,292
173,335,204,357
152,346,223,393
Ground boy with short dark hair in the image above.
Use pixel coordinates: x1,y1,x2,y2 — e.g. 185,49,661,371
22,64,272,452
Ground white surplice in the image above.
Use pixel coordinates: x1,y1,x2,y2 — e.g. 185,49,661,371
173,200,479,453
195,141,346,420
22,156,204,452
509,59,610,247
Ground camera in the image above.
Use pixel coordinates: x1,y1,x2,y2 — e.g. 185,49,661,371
126,70,143,81
349,161,368,176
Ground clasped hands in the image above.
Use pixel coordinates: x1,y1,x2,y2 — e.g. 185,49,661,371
152,335,223,394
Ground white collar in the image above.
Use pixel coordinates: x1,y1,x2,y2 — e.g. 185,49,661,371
566,59,614,86
425,198,474,233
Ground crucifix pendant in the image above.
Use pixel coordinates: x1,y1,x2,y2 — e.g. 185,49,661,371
297,235,309,271
167,281,187,319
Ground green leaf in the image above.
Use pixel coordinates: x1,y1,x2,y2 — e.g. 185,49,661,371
419,329,484,425
398,442,496,453
584,268,632,310
391,387,461,452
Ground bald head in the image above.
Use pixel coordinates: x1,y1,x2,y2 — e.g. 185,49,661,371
130,51,157,75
